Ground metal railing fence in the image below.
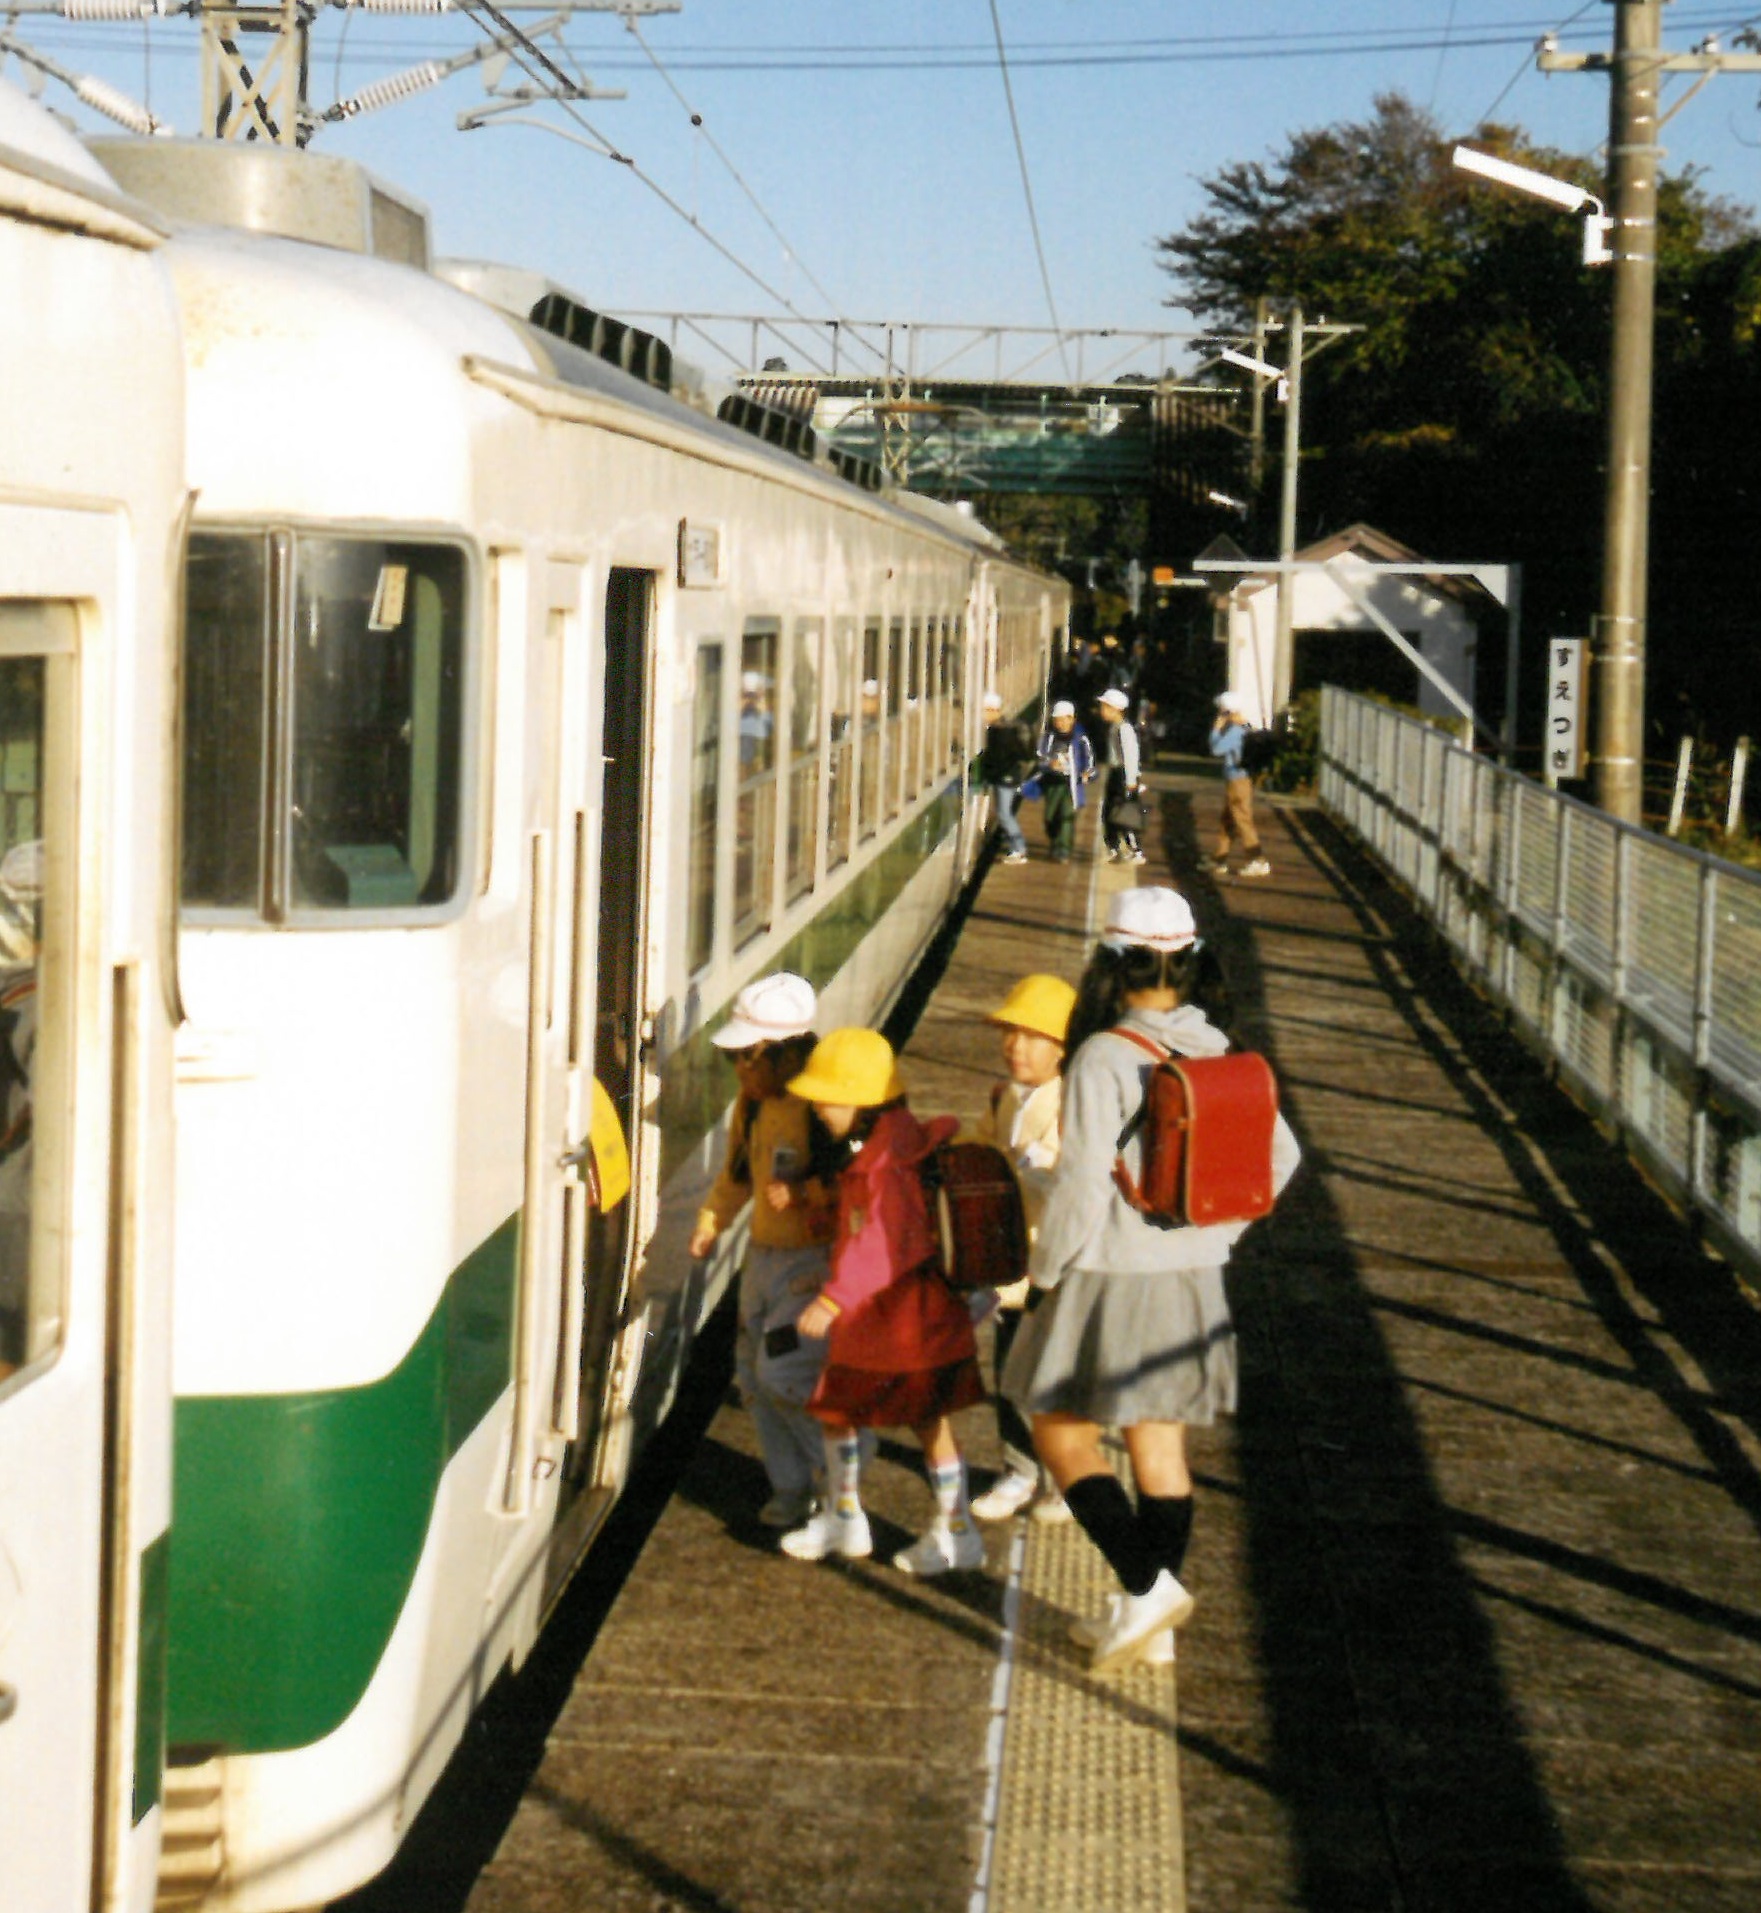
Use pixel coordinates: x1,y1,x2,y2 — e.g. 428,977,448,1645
1319,687,1761,1283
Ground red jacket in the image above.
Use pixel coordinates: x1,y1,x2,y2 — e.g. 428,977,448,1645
819,1106,976,1375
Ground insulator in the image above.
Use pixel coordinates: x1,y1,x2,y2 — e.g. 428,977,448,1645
62,0,155,17
331,61,443,118
348,0,451,12
74,75,163,135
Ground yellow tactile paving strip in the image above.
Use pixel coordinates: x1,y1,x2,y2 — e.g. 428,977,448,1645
987,1488,1185,1912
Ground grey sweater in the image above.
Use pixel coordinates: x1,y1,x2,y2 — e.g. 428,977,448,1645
1028,1003,1302,1286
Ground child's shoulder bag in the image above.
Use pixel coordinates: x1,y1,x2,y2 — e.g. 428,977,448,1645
1107,1027,1279,1228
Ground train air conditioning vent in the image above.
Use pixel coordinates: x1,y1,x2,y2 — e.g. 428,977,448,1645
829,447,886,492
715,392,820,466
527,292,674,393
153,1756,226,1910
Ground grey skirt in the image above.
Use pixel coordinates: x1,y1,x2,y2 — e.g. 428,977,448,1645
1000,1264,1237,1427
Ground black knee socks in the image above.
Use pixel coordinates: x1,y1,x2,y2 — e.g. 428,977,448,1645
1137,1492,1195,1581
1064,1475,1158,1596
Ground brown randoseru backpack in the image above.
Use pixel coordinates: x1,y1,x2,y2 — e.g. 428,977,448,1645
1107,1027,1279,1227
921,1139,1030,1289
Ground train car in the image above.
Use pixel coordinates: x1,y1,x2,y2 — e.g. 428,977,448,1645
0,84,185,1913
82,140,1066,1912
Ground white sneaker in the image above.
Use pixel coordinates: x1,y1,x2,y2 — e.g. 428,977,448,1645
758,1488,816,1529
1030,1490,1073,1524
1002,850,1029,865
1088,1570,1195,1673
1069,1603,1177,1666
780,1506,873,1561
892,1519,986,1575
1240,857,1271,878
970,1472,1038,1522
1128,849,1147,865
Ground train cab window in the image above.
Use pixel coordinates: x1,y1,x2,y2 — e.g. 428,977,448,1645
686,643,722,975
183,532,466,920
785,620,822,904
858,621,881,844
827,618,856,872
883,619,903,821
733,622,778,947
0,605,74,1385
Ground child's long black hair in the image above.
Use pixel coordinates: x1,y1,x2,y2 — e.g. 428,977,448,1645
1063,940,1235,1067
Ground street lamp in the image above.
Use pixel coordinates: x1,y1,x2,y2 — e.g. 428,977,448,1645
1451,146,1613,264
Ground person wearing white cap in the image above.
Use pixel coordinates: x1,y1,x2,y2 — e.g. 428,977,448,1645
689,973,841,1527
1202,691,1270,879
978,690,1034,865
1033,700,1095,863
1001,887,1300,1672
1096,686,1147,865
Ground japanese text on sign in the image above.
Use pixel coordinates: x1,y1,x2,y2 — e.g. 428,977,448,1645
1547,638,1585,785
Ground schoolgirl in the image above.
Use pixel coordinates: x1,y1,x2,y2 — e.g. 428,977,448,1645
688,973,841,1529
969,974,1076,1524
1003,887,1301,1672
783,1028,989,1575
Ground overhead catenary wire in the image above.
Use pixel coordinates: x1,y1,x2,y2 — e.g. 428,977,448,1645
986,0,1069,384
451,0,839,373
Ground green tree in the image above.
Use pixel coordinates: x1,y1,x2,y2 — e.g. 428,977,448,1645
1156,92,1761,755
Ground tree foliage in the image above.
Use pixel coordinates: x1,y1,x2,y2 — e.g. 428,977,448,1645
1156,93,1761,753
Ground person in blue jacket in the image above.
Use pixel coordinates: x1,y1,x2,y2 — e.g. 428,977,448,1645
1035,700,1095,863
1200,691,1270,879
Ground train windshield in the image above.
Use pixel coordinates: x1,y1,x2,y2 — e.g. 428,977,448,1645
183,531,467,920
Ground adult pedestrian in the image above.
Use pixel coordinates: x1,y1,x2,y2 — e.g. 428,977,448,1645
1001,887,1301,1671
1201,691,1270,879
1096,686,1146,865
1034,700,1094,863
978,690,1034,865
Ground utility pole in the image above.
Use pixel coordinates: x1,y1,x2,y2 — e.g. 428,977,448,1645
1541,3,1761,822
1247,296,1270,495
1273,303,1304,715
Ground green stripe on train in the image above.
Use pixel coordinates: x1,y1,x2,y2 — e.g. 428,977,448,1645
165,787,964,1754
133,1531,169,1823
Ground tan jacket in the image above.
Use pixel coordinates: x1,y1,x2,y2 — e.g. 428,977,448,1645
697,1092,837,1252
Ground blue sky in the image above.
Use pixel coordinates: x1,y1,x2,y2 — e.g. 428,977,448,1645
14,3,1761,377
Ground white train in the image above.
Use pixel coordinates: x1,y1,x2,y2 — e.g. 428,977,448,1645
0,85,1065,1913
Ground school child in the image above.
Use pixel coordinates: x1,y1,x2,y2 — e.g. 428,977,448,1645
1003,887,1301,1672
688,973,840,1529
1096,686,1147,865
782,1028,989,1574
1034,700,1095,863
969,974,1077,1524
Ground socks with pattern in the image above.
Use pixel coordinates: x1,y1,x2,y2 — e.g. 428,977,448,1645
825,1430,864,1516
929,1456,972,1530
1136,1492,1195,1581
1064,1474,1158,1596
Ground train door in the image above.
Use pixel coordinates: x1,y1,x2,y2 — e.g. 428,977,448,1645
0,590,110,1908
551,568,652,1549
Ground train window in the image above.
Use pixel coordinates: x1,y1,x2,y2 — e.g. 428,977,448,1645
0,605,74,1385
827,618,856,872
884,619,903,821
948,616,966,766
182,533,466,919
183,535,270,910
289,541,465,912
733,622,778,947
858,621,881,844
785,620,821,904
904,619,923,801
686,643,722,975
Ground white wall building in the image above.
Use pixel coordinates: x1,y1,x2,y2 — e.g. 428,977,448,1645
1208,523,1483,728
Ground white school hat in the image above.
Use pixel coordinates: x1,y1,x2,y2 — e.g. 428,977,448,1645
1215,690,1244,711
861,678,880,697
1099,687,1130,711
982,690,1003,709
1050,699,1076,719
712,971,818,1048
1100,886,1197,954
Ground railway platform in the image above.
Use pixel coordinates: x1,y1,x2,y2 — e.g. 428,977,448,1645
438,761,1761,1913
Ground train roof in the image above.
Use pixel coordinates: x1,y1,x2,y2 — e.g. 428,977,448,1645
0,80,166,249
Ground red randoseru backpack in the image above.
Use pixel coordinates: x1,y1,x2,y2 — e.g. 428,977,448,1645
921,1138,1030,1289
1107,1027,1279,1228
